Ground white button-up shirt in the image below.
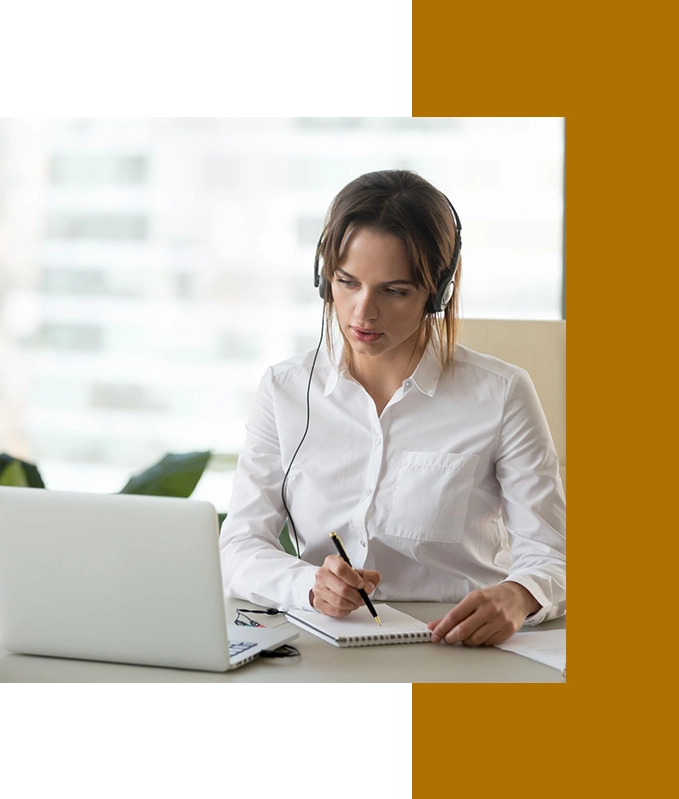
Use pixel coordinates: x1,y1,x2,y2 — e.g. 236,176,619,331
219,343,566,625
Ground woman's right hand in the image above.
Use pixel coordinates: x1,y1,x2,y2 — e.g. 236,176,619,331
309,555,382,617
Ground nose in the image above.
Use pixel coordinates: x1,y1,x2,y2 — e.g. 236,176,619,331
355,288,379,322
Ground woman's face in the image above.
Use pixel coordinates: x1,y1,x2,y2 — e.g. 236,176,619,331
331,228,430,367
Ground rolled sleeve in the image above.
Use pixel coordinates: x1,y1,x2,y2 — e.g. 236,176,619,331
496,369,566,621
219,367,318,611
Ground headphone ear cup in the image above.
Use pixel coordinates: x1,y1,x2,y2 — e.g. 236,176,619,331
428,197,462,314
314,249,333,301
440,279,455,310
314,237,330,300
429,241,460,313
427,275,455,314
318,275,327,300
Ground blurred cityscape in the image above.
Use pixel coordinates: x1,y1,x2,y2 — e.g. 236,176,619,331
0,117,564,510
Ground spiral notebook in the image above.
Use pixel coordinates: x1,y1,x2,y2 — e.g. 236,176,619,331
285,604,432,647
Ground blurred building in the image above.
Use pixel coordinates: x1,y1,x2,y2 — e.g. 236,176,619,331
0,117,564,508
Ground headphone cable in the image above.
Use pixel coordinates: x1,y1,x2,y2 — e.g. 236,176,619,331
280,311,325,559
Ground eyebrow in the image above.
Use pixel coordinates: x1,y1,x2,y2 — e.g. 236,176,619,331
335,267,415,287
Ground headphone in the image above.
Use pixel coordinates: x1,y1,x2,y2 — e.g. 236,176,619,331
313,195,462,314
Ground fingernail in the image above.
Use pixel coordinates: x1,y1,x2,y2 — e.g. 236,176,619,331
431,633,440,643
364,582,374,593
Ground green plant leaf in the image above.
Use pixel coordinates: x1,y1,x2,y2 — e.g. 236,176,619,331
0,454,45,488
119,451,211,498
218,513,296,555
279,522,297,556
0,459,29,487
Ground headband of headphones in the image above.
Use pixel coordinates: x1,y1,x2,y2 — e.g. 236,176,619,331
313,195,462,314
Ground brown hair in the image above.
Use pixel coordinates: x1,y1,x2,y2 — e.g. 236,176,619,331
318,169,461,371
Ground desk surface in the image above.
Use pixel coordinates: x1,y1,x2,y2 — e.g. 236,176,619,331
0,600,565,683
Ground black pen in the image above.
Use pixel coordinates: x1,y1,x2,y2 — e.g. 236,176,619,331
329,531,381,626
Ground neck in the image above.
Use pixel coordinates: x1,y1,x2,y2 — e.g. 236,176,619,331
349,338,426,395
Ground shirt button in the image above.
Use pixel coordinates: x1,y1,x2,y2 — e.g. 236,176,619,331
404,380,412,388
365,487,372,496
374,438,381,447
360,540,366,547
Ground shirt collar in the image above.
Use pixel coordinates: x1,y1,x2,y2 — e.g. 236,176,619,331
323,365,340,398
322,343,347,397
323,342,442,398
408,344,441,397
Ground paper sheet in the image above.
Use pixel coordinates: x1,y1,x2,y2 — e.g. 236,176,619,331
495,629,566,672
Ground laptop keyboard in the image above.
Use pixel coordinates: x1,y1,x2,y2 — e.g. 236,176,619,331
229,640,258,656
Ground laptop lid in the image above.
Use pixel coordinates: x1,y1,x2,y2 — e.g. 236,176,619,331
0,487,278,672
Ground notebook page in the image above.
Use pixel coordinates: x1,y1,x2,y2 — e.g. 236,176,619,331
287,604,431,639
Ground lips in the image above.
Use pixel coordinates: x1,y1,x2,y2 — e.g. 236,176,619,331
350,326,384,344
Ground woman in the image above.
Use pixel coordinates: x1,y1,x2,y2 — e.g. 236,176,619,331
219,169,565,646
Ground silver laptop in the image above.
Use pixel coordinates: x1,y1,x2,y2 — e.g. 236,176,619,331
0,487,297,672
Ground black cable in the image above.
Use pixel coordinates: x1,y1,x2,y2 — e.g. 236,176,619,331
235,607,284,615
280,311,325,559
259,644,300,659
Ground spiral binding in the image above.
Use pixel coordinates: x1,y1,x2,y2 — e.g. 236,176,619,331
343,631,432,646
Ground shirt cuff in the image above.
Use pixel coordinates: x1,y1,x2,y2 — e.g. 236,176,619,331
502,576,551,626
286,566,319,612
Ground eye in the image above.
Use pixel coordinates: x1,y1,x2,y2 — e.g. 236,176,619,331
385,287,408,297
336,277,358,288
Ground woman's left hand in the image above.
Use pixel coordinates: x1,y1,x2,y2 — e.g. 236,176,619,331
427,582,541,646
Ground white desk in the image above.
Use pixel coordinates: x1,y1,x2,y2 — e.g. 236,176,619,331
0,600,565,683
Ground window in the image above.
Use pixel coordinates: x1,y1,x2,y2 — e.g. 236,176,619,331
50,155,148,185
45,214,148,241
35,323,103,352
0,117,564,507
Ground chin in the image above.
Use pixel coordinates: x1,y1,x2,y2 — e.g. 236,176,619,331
356,343,386,355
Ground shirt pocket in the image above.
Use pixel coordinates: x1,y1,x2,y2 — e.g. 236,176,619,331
386,451,479,543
